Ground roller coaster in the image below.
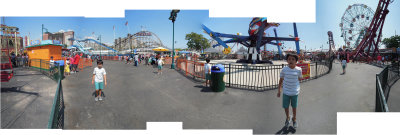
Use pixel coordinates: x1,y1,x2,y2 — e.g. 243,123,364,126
352,0,393,59
69,38,119,55
202,17,300,64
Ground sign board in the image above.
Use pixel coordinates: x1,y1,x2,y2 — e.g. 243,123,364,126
53,40,61,44
134,32,152,36
30,40,40,46
296,63,310,80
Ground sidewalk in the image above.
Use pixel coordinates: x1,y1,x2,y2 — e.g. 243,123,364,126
62,60,381,134
1,67,58,128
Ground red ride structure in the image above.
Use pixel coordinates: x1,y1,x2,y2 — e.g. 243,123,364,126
353,0,393,59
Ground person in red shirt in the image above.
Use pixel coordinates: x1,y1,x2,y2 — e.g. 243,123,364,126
72,53,81,73
377,55,382,65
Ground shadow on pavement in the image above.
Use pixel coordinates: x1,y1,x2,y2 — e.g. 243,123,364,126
1,87,39,96
194,85,214,92
92,91,106,97
276,126,296,134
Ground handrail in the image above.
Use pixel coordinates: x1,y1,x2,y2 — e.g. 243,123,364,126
376,75,389,112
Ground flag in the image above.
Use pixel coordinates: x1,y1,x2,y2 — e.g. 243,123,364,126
125,21,128,26
113,25,115,30
92,32,94,35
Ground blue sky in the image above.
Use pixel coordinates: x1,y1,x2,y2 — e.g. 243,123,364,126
1,0,399,52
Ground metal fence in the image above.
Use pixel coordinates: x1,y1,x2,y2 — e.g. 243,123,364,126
27,59,65,128
176,58,333,91
375,62,400,112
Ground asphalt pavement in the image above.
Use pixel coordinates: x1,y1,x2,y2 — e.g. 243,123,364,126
61,60,381,134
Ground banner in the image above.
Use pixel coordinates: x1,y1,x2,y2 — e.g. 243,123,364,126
296,63,310,80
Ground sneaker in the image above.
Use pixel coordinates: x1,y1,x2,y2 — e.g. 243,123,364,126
99,96,103,101
285,119,290,127
293,121,298,128
95,97,98,101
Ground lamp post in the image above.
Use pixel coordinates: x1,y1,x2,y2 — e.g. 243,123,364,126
169,9,180,69
42,24,48,40
97,35,102,59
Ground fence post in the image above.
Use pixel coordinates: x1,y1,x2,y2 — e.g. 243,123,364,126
193,61,196,79
315,62,318,78
375,74,380,112
229,63,231,87
40,59,42,72
185,60,188,76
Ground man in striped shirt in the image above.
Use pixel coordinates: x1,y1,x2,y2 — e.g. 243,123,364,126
277,53,302,128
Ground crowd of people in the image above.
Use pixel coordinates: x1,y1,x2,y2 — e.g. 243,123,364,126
10,52,29,67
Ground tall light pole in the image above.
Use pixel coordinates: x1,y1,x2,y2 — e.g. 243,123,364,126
97,35,102,59
169,9,180,69
42,24,48,40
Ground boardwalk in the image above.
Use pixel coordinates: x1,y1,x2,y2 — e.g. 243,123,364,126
60,60,380,134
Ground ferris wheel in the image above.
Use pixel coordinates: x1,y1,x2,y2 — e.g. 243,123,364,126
339,4,375,49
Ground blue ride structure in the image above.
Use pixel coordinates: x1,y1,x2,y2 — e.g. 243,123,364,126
202,17,300,64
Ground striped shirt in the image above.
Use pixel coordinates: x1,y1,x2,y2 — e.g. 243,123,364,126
280,66,302,96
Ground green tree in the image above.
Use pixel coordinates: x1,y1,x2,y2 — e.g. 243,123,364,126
185,32,210,52
382,35,400,48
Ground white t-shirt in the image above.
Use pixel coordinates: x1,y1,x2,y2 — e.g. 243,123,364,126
204,63,211,74
158,59,163,66
134,55,139,61
280,66,302,96
93,67,107,82
50,60,55,66
342,60,347,65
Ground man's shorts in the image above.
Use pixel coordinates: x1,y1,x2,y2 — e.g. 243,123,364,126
158,65,163,70
205,73,211,80
282,94,298,108
95,82,104,90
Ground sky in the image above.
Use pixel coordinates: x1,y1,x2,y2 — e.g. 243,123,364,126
1,0,399,52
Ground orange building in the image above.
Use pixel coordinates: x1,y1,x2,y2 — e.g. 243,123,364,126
26,43,63,70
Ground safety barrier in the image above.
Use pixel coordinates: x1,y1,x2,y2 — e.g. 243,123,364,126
100,56,175,65
27,59,65,128
176,58,333,91
77,58,93,71
375,62,400,112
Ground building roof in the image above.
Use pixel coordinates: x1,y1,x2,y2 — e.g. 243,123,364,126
25,44,64,48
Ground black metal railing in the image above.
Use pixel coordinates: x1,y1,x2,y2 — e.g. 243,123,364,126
27,59,65,128
375,62,400,112
177,58,333,91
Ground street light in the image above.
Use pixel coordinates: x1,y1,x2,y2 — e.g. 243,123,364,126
169,9,180,69
97,35,102,59
42,24,48,40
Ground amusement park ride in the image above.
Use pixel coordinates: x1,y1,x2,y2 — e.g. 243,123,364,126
69,38,119,55
202,17,300,64
338,0,393,60
352,0,393,59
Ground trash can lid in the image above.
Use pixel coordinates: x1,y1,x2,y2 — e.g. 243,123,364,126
55,60,64,66
211,64,225,73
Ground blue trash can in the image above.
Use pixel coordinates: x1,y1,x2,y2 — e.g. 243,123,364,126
54,60,65,80
211,64,225,92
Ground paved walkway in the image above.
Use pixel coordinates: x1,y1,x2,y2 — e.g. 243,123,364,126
1,67,58,128
62,60,381,134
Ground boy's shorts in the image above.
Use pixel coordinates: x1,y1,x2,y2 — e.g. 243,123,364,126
282,94,298,108
158,65,163,70
95,82,104,90
342,65,346,69
205,73,211,80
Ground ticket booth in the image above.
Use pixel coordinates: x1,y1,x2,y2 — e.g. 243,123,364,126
26,40,63,70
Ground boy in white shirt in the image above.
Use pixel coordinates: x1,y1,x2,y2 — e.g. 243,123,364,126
277,54,302,128
92,60,107,101
157,58,164,75
204,58,212,87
